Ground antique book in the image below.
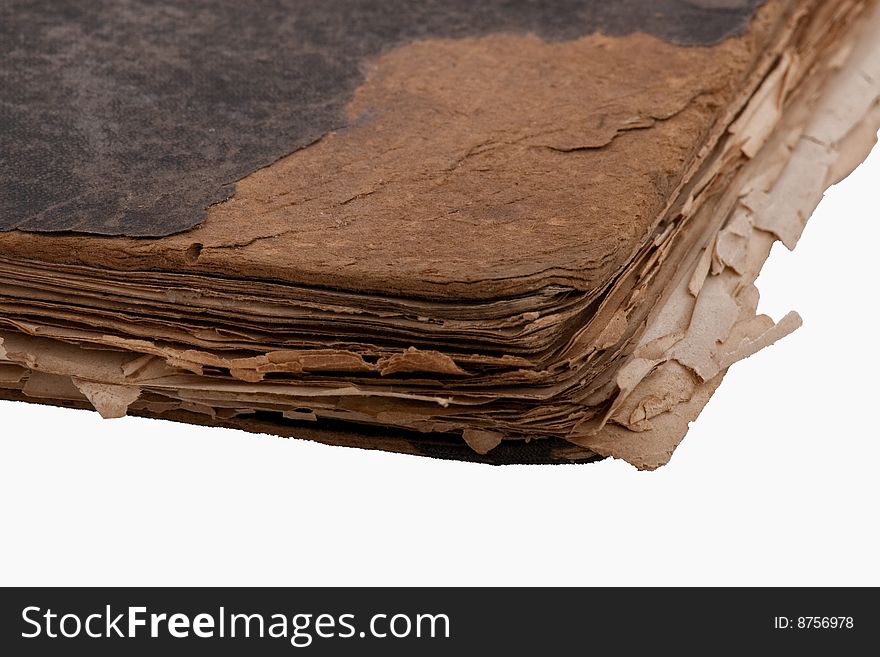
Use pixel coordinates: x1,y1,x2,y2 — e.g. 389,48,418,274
1,0,878,467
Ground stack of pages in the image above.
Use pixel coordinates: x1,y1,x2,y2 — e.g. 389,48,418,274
1,0,878,467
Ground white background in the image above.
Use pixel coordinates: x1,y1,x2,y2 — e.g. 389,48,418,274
1,139,878,587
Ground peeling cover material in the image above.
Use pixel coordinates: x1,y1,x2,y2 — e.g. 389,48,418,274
0,0,765,236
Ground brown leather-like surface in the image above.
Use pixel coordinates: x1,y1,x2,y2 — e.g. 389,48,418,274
1,0,765,237
0,1,784,299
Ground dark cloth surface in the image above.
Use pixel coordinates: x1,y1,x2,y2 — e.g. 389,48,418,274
1,0,763,236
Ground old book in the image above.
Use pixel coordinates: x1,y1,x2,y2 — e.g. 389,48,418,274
1,0,878,467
